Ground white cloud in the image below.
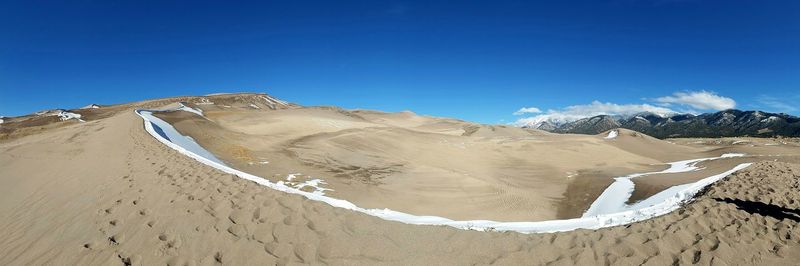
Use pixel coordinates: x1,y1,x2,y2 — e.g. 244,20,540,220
513,101,676,127
557,101,676,117
512,90,740,128
513,107,542,115
654,91,735,110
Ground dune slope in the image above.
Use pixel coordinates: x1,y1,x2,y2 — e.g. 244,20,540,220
154,102,735,221
1,101,800,265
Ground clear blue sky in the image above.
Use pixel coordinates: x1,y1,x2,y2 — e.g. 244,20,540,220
2,0,798,123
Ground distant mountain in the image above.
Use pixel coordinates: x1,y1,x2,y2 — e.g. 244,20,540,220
526,110,800,138
556,115,621,134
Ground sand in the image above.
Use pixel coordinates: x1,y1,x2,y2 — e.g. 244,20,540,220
152,105,733,221
153,102,796,222
1,94,800,265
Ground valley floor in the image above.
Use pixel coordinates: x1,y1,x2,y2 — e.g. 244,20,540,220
1,109,800,265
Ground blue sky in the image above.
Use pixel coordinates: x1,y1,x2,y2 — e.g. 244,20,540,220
1,0,798,123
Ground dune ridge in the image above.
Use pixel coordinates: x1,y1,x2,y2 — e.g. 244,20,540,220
152,96,770,222
139,106,759,233
1,94,799,265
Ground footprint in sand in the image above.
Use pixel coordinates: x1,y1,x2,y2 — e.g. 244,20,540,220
214,252,223,263
82,239,103,250
108,233,125,245
115,253,136,266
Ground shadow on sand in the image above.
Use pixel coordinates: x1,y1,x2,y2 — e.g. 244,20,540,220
714,198,800,222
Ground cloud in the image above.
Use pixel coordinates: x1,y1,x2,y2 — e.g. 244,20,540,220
756,96,798,114
512,90,739,128
513,107,542,115
513,101,676,127
654,91,735,110
556,101,676,117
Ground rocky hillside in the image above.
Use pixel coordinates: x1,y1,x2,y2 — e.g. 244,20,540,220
528,110,800,138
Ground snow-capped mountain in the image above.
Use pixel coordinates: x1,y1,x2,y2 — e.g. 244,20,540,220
530,110,800,138
520,111,675,131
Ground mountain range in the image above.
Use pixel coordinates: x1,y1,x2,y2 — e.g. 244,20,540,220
523,110,800,139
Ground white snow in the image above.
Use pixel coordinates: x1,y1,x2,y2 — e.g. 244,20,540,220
136,108,752,234
249,104,260,109
58,111,85,122
604,130,618,139
177,103,204,116
260,96,275,109
271,96,289,106
195,98,214,105
81,104,101,109
627,163,750,210
137,110,225,164
261,95,289,108
566,172,578,178
761,116,780,123
292,178,332,196
583,153,746,217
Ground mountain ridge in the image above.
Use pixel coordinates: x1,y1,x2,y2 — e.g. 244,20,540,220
524,109,800,138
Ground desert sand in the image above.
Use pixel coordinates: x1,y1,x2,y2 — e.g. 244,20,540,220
150,97,790,222
1,94,799,265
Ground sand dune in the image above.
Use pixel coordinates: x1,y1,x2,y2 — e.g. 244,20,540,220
142,96,797,223
1,97,799,264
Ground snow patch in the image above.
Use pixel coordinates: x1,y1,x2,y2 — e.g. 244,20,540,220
604,130,618,139
261,95,289,108
58,111,85,122
195,98,214,105
293,179,332,196
249,104,260,109
136,109,752,234
761,116,780,123
583,153,746,217
137,110,224,164
177,103,204,116
566,172,578,178
277,173,332,195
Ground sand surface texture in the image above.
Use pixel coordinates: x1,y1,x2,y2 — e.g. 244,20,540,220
148,96,783,222
1,94,799,265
